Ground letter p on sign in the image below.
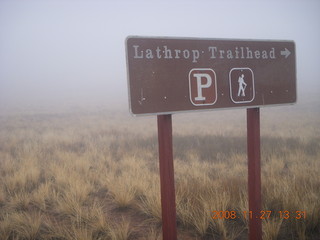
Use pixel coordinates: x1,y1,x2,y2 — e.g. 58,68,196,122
189,68,217,106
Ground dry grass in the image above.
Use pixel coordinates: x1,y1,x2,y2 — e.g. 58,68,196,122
0,106,319,239
263,218,283,240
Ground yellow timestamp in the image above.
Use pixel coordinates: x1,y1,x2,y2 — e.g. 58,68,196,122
211,210,306,220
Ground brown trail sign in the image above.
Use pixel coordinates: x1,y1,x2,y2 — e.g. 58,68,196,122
126,36,296,115
125,36,296,240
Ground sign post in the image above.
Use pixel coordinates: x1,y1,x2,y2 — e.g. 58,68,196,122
247,108,262,240
126,36,296,240
157,114,177,240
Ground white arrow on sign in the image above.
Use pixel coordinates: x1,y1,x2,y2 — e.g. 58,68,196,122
281,48,291,58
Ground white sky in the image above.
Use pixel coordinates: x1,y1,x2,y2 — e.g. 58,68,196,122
0,0,320,111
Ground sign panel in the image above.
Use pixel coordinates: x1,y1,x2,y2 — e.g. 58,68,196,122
126,36,296,115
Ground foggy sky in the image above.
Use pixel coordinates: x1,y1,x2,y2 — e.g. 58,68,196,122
1,0,320,112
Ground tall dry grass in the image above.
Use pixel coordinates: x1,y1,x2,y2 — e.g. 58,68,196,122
0,107,319,239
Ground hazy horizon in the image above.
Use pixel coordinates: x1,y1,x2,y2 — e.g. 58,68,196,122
1,0,320,114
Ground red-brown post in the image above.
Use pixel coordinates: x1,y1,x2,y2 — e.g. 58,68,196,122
247,108,262,240
157,114,177,240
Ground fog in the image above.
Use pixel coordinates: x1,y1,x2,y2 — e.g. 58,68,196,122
1,0,320,114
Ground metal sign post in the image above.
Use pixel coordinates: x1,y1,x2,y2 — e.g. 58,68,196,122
247,108,262,240
157,114,177,240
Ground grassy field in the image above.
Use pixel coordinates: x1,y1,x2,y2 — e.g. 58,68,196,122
0,104,319,240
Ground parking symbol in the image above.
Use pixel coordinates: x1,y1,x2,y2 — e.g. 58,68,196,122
229,68,255,104
189,68,217,106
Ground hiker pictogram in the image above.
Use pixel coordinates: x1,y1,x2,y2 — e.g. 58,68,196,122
229,68,255,104
237,74,247,97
